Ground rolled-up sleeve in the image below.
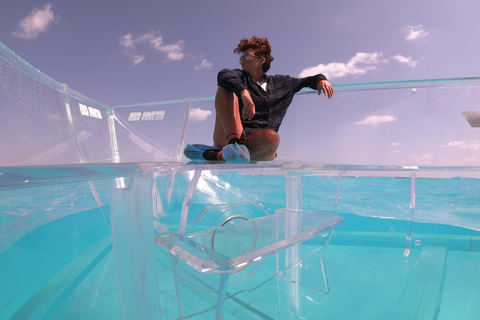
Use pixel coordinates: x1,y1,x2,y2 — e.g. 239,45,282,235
291,74,328,93
217,69,247,94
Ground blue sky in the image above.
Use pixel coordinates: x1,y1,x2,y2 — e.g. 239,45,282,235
1,1,480,165
2,0,479,105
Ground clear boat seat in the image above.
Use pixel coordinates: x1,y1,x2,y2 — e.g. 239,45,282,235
156,206,343,319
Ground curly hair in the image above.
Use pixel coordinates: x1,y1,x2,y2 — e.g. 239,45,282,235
234,36,274,73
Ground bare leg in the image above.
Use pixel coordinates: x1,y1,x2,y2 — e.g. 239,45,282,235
213,87,280,162
213,86,243,148
244,129,280,162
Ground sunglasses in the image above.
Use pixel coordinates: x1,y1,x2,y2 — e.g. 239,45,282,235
239,52,257,64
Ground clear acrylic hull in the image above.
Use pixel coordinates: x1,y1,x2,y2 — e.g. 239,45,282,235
2,40,480,320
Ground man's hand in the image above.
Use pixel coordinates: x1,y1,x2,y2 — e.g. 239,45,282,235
240,89,256,120
317,80,334,99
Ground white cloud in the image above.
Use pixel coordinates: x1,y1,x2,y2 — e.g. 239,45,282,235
441,140,480,151
356,115,397,126
157,42,185,61
119,31,185,65
392,55,417,67
442,140,465,148
119,34,135,48
132,54,145,66
391,142,400,147
189,108,212,121
299,52,387,79
195,59,213,71
12,3,59,40
410,153,433,163
406,25,429,41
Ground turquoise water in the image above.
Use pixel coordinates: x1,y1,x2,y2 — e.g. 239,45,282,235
1,170,480,319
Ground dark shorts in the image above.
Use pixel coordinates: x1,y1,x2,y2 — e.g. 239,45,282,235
242,126,277,139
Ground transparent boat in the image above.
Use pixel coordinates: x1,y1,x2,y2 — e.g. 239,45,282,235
1,41,480,320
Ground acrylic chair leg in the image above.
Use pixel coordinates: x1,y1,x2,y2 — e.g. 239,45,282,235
319,228,335,294
170,256,184,319
215,273,230,320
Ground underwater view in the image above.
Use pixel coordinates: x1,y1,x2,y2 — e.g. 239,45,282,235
1,165,480,320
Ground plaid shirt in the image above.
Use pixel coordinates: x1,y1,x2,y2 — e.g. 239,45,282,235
217,68,327,137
